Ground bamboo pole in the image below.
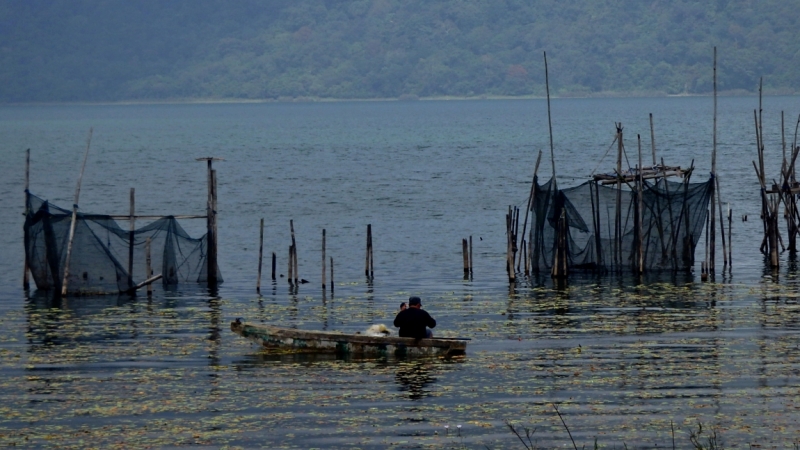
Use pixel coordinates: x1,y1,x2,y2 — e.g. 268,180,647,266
518,150,543,271
290,220,298,284
615,123,623,269
716,176,728,268
544,52,557,190
649,113,657,166
130,273,163,292
128,188,135,290
330,257,334,293
195,158,224,285
322,228,326,289
145,237,153,296
257,218,264,293
369,226,374,277
704,208,709,277
727,204,732,269
61,128,93,297
637,134,644,273
271,252,276,281
287,245,294,285
709,46,717,274
23,148,30,290
365,224,372,278
469,235,473,275
462,238,469,278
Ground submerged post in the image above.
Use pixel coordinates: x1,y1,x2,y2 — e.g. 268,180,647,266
61,128,93,297
271,252,276,281
322,228,326,289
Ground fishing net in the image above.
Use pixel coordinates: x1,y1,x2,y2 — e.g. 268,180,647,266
24,193,222,295
529,176,713,273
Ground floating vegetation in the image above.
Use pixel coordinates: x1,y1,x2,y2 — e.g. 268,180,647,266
1,280,800,448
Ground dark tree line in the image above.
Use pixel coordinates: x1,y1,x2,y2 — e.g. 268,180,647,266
1,0,798,102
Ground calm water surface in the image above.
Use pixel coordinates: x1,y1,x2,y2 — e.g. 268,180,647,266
1,97,800,448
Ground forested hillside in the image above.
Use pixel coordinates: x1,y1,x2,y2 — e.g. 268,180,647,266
1,0,798,102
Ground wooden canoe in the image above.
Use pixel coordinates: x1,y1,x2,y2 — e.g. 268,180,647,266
230,320,467,357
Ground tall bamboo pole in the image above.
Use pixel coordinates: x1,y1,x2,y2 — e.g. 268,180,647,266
615,123,623,269
23,149,30,290
196,157,223,286
544,52,556,190
517,150,542,271
649,113,657,166
61,128,93,297
709,46,717,274
637,134,644,273
322,228,326,289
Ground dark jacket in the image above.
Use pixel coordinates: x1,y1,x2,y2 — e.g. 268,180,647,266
393,307,436,338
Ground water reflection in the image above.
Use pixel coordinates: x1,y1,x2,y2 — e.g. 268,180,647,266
395,361,437,401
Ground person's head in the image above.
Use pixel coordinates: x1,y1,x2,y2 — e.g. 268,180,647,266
400,302,407,311
408,296,422,309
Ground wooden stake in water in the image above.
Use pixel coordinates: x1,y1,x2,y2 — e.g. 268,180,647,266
322,229,326,289
257,218,264,293
518,150,542,272
469,235,473,275
709,46,717,274
23,148,30,290
637,134,644,273
128,188,135,290
365,224,373,278
61,128,93,297
462,238,469,278
330,257,334,293
271,252,276,281
145,237,153,296
728,204,733,269
288,245,293,285
290,220,298,284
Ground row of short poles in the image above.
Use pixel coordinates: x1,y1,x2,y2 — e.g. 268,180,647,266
256,220,375,294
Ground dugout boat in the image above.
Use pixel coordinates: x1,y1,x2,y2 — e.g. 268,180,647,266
230,320,467,357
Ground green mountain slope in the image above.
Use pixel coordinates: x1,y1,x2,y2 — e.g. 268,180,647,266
1,0,798,102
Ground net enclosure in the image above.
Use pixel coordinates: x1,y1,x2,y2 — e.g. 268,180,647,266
24,193,222,295
529,172,713,274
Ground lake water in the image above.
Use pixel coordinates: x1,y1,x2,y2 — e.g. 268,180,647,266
1,97,800,448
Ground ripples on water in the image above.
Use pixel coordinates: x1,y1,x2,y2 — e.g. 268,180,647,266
1,97,800,448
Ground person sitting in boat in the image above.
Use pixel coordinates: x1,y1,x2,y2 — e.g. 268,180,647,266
393,296,436,338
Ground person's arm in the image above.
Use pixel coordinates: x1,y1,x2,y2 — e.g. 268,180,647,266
393,312,403,328
426,311,436,329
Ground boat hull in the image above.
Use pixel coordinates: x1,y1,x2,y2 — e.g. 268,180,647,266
231,321,467,357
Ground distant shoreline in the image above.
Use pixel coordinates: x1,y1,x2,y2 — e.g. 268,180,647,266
1,90,796,107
